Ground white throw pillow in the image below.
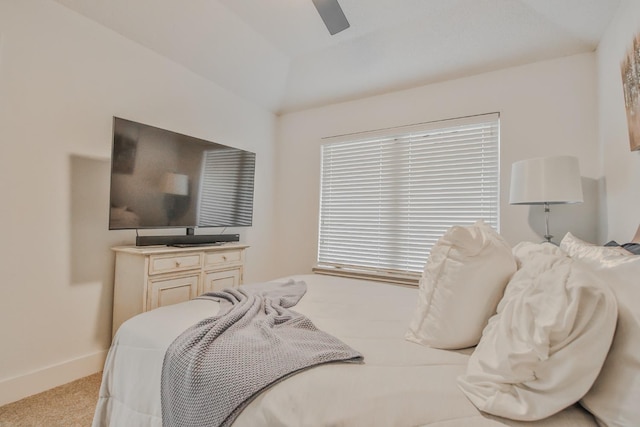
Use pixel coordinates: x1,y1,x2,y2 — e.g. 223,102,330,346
458,242,618,421
560,233,640,427
559,232,632,259
405,220,516,349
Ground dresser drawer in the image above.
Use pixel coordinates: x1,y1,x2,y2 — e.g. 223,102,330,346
149,253,202,275
204,249,243,268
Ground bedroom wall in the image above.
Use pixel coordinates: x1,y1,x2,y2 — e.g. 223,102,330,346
596,0,640,243
0,1,279,405
274,53,600,276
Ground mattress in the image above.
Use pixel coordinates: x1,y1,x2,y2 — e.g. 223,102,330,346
92,274,597,426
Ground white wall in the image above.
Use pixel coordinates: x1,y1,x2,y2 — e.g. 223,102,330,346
597,0,640,243
0,1,279,405
274,53,600,277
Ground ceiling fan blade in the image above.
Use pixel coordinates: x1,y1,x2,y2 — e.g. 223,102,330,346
312,0,350,35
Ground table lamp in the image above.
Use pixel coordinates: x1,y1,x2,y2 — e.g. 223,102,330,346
509,156,583,243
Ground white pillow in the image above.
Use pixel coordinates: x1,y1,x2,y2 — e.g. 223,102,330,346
560,233,640,427
458,242,618,421
405,220,516,349
560,232,632,259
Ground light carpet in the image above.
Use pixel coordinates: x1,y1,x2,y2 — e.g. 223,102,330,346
0,373,102,427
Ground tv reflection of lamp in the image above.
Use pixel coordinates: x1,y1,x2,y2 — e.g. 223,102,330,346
161,173,189,225
161,172,189,196
509,156,583,244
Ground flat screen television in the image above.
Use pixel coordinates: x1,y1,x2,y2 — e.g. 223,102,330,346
109,117,256,246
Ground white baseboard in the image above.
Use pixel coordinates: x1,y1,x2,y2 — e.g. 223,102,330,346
0,350,108,407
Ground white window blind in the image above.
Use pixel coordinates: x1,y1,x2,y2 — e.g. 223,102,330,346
317,113,500,283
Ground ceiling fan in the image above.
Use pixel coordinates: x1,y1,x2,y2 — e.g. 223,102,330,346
312,0,350,35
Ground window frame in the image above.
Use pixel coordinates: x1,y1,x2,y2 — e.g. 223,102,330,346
314,113,501,285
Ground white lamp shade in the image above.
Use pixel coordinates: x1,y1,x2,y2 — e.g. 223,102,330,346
509,156,583,205
160,172,189,196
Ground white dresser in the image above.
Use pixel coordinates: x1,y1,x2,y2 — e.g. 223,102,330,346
111,244,248,336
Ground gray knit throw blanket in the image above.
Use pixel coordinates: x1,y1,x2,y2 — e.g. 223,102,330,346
161,279,363,427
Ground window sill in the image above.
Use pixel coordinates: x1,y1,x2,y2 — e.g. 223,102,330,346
312,266,419,287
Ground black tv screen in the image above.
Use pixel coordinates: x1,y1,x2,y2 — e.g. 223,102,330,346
109,117,255,230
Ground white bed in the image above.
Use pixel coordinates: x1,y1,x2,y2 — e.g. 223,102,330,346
93,273,598,427
94,222,640,426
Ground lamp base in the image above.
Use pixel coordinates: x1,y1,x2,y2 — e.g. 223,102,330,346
542,202,556,244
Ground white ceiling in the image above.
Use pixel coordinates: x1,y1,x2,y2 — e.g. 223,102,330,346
53,0,621,115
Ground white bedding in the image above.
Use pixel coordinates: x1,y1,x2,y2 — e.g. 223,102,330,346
93,274,597,427
458,242,617,421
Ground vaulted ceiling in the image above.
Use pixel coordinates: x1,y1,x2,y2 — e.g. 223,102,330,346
53,0,621,115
